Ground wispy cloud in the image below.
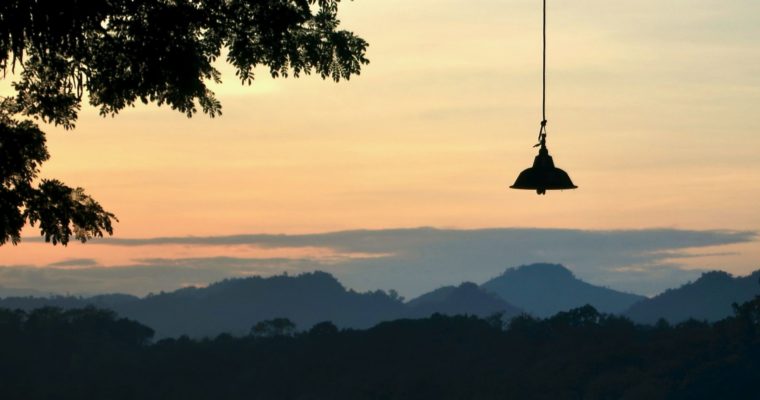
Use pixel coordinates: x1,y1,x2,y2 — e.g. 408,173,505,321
0,257,318,296
47,258,100,268
10,228,757,297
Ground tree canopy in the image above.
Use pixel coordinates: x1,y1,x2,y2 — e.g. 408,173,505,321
0,0,369,245
2,298,760,399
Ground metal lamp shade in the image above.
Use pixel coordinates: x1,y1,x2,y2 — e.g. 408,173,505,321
510,146,577,195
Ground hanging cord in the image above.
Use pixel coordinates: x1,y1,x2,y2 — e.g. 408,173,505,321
535,0,547,148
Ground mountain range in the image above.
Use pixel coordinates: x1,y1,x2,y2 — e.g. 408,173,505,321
406,281,522,319
625,269,760,324
480,263,646,317
117,272,408,337
1,264,758,337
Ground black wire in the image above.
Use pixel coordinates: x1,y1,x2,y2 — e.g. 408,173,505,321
542,0,546,124
537,0,547,146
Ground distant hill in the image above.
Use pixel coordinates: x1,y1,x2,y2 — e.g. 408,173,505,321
481,263,646,317
113,271,407,337
9,266,757,338
0,293,139,310
625,270,760,324
0,286,58,298
0,296,93,310
0,275,523,338
0,272,405,338
406,282,522,319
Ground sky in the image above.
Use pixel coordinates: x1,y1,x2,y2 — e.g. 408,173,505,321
1,0,759,298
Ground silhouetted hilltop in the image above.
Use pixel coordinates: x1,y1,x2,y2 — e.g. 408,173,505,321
88,293,141,307
481,263,646,317
0,293,138,311
0,286,57,298
11,267,757,338
406,282,522,319
0,295,91,310
114,271,406,337
625,270,760,324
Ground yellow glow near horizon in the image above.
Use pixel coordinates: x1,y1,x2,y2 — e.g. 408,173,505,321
1,0,759,279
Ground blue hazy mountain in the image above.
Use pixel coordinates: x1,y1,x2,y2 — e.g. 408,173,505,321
481,263,646,317
406,282,522,319
116,274,523,337
113,271,407,337
0,285,59,298
625,270,760,324
0,272,522,338
5,267,757,338
0,272,405,338
0,293,139,310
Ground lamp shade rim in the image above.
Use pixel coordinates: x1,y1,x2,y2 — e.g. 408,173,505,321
509,166,577,191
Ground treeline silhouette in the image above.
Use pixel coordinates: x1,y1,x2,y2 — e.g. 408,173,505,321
0,271,522,338
1,298,759,399
2,266,759,338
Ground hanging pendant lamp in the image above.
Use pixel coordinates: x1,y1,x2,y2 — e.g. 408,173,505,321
510,0,577,195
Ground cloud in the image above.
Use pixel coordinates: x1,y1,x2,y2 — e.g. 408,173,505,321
0,257,322,297
32,227,756,251
14,228,758,297
47,258,100,268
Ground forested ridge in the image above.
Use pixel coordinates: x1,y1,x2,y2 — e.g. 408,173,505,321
2,267,758,339
1,296,759,400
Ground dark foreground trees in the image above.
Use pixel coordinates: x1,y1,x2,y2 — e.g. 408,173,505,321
0,0,368,245
1,297,759,399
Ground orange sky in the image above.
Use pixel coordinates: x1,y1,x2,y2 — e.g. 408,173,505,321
1,0,759,291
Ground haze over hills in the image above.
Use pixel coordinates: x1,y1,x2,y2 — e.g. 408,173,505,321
0,273,523,338
114,272,408,337
481,263,646,317
625,270,760,324
406,282,522,319
2,265,759,337
0,293,139,312
0,272,404,337
0,286,58,298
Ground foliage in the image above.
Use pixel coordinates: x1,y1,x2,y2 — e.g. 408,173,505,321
250,317,296,337
0,111,115,244
1,299,760,399
0,0,368,245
